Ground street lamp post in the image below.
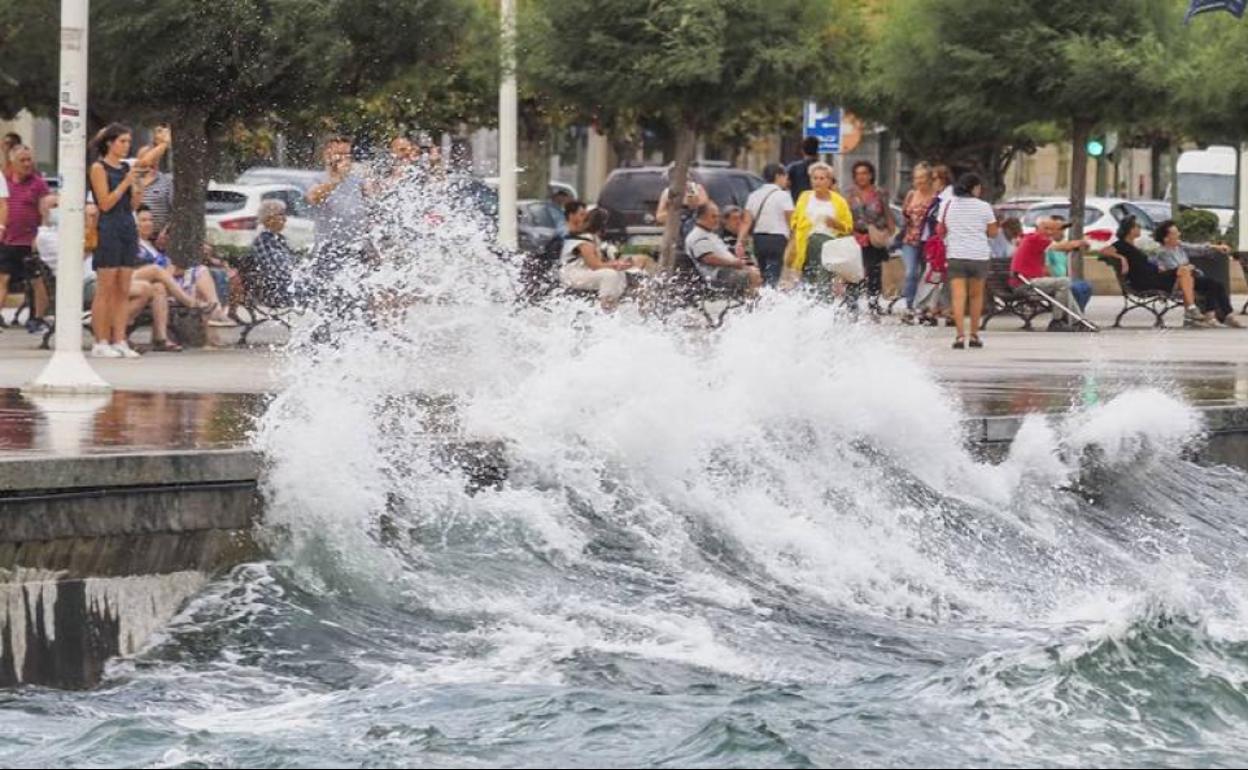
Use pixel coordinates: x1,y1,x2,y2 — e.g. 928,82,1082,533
25,0,110,394
498,0,518,251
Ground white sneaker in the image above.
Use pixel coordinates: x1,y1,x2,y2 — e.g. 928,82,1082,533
91,343,123,358
111,341,141,359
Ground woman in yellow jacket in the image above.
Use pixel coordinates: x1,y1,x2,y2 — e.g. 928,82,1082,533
785,161,852,288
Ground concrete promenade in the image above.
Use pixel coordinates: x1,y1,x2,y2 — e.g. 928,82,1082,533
1,296,1244,403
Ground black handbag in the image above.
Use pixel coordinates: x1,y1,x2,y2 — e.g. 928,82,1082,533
169,305,208,348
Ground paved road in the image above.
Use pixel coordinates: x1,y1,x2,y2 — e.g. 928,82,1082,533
0,296,1244,396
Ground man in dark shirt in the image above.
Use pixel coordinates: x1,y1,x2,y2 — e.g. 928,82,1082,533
786,136,821,200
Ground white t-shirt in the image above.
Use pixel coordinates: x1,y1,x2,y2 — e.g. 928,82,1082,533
806,195,838,237
685,224,735,280
744,183,795,237
35,224,57,272
939,196,995,261
0,174,8,198
559,234,595,266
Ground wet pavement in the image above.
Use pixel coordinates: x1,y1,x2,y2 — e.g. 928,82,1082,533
1,296,1246,457
0,363,1245,458
0,390,266,457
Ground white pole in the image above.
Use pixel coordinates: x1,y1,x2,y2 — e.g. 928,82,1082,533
25,0,110,394
497,0,518,250
1238,143,1248,253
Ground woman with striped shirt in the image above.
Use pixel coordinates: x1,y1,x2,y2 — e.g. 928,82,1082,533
939,173,998,349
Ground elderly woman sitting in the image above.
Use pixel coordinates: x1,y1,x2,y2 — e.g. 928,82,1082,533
1152,219,1242,328
247,199,297,306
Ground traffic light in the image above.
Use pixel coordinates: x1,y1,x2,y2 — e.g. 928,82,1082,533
1086,131,1119,161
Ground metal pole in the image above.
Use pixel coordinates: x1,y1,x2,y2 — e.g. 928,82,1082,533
497,0,518,250
25,0,110,394
1237,142,1248,253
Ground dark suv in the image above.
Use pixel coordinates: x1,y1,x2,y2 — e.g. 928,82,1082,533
597,163,764,247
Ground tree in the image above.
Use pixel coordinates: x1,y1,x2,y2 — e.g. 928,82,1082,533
0,0,489,265
86,0,340,263
522,0,860,270
0,2,58,119
848,0,1172,220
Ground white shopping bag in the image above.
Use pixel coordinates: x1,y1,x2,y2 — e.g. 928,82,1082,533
820,236,864,282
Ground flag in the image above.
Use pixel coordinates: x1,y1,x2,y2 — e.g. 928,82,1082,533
1186,0,1248,23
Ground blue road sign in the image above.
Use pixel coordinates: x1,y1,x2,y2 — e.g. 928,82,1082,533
804,103,841,154
1186,0,1247,22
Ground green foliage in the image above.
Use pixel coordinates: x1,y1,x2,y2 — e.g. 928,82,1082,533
1176,208,1221,243
0,2,58,118
1172,7,1248,143
520,0,853,134
327,0,499,136
843,0,1173,196
90,0,340,127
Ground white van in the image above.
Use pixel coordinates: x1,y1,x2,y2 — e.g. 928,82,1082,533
1174,145,1236,232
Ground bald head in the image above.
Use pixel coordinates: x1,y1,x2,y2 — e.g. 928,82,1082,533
696,201,721,229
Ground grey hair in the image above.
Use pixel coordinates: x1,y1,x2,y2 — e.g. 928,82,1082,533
258,198,287,223
808,161,835,182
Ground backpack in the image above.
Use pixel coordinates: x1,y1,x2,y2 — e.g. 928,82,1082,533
540,232,565,262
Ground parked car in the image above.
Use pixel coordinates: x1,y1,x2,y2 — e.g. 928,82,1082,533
994,196,1160,247
1132,199,1189,225
235,166,324,194
205,182,316,252
517,198,563,255
484,177,578,201
446,175,562,255
597,163,765,246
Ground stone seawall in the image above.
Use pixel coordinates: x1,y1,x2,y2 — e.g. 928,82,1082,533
0,450,262,689
3,406,1247,690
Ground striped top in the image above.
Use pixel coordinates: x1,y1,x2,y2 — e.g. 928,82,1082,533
141,171,174,233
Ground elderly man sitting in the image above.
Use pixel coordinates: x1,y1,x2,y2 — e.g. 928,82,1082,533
248,198,298,307
1009,216,1089,332
684,202,763,295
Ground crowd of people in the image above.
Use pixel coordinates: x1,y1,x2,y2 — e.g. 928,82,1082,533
0,125,453,356
2,125,1244,352
547,133,1245,344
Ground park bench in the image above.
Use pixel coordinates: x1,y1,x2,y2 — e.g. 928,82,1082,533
1097,256,1184,328
981,258,1052,330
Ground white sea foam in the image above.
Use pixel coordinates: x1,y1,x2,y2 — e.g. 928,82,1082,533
256,171,1228,689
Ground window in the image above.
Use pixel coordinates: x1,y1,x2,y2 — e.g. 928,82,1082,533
1022,205,1103,229
262,189,308,218
1111,202,1155,232
1177,173,1235,209
598,172,666,221
205,191,247,215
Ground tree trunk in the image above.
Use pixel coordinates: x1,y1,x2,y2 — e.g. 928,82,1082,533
168,108,210,267
1150,140,1165,201
658,122,697,273
1069,120,1091,280
1169,142,1181,220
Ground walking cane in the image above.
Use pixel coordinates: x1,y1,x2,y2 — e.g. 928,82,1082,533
1015,274,1099,332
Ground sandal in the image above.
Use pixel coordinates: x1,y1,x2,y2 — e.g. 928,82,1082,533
150,338,183,352
969,336,984,349
952,336,966,350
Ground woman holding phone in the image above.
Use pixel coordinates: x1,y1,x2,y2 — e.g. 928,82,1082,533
87,122,168,358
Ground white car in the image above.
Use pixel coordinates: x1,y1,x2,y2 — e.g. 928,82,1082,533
205,182,316,252
995,196,1160,248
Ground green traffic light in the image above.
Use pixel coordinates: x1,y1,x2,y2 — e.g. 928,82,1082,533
1087,138,1105,157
